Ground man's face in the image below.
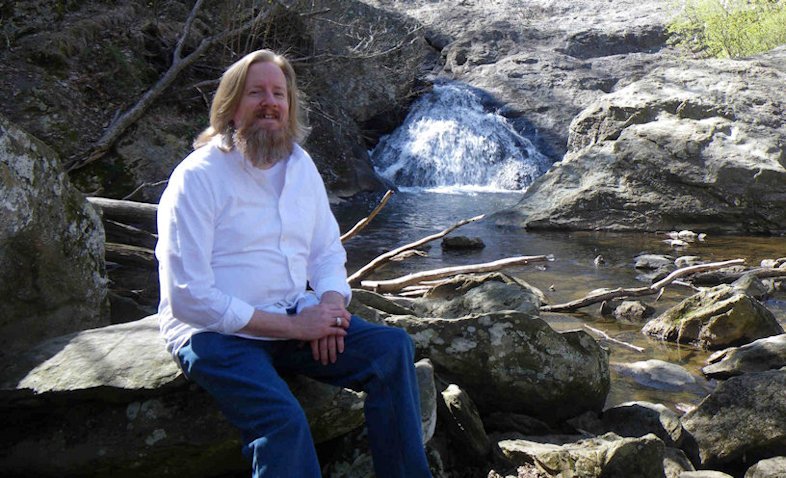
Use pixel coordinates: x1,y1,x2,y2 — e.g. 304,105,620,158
232,61,289,132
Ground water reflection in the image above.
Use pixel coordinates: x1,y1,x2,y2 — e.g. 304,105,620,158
335,191,786,411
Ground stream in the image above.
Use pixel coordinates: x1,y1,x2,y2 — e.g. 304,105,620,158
335,190,786,412
335,79,786,414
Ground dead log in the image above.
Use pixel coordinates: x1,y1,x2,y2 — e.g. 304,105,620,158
348,214,485,286
340,190,394,243
360,255,549,293
105,220,158,250
541,259,746,313
87,197,158,232
105,243,156,270
583,325,645,353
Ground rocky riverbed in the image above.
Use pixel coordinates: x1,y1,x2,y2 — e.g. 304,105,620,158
1,0,785,477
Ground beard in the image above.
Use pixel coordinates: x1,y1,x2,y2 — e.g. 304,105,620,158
233,117,295,169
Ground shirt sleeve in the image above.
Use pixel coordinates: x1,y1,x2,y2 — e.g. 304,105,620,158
156,163,255,334
304,162,352,305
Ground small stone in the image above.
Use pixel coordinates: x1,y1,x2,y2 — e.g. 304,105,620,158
441,235,486,250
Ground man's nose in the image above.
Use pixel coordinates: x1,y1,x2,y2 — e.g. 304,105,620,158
257,90,275,106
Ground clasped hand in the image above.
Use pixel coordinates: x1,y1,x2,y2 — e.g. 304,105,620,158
295,295,351,365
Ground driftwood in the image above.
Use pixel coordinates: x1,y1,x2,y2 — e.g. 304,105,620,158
340,190,394,243
360,255,549,293
105,220,158,250
348,214,485,286
583,325,645,353
540,259,746,313
87,197,158,232
105,243,156,269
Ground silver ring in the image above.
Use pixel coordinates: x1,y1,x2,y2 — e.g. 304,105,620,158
335,317,342,327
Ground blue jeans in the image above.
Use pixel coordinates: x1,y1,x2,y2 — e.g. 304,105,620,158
176,316,432,478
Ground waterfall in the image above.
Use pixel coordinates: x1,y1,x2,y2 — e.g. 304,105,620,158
371,81,551,192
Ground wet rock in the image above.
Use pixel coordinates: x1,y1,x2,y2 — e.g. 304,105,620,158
498,432,666,478
606,300,655,324
635,254,676,270
0,116,108,359
438,384,491,463
613,360,710,394
702,334,786,380
387,312,610,423
642,285,783,350
745,456,786,478
441,235,486,250
682,370,786,469
413,272,547,318
675,256,704,268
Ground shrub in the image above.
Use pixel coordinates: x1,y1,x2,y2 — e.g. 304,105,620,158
668,0,786,58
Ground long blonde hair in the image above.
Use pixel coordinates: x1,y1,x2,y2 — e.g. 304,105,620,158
193,49,309,150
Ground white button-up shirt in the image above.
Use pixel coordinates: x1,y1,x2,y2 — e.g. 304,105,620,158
156,138,351,355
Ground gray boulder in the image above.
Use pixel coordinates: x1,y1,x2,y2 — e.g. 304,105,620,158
494,50,786,234
605,300,655,324
0,115,108,359
642,285,783,350
703,334,786,380
682,370,786,469
498,432,666,478
745,457,786,478
412,272,547,318
386,312,610,423
0,316,370,477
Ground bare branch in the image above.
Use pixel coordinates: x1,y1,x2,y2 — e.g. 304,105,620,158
360,255,549,293
66,2,279,172
583,325,645,353
340,190,394,243
347,214,485,286
540,259,746,313
122,179,169,201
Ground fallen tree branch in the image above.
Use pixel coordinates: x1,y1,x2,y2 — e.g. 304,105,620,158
540,259,746,313
66,0,278,172
360,255,549,293
340,190,394,243
583,325,645,353
348,214,485,286
123,179,169,201
87,197,158,232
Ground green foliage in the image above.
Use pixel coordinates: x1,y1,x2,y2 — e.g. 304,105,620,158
668,0,786,58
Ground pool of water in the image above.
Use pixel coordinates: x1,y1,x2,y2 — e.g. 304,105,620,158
334,190,786,412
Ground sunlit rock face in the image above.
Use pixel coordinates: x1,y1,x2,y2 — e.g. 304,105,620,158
494,48,786,234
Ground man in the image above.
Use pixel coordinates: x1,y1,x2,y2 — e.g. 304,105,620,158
156,49,432,478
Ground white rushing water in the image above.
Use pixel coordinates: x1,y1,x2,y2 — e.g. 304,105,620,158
371,81,551,192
